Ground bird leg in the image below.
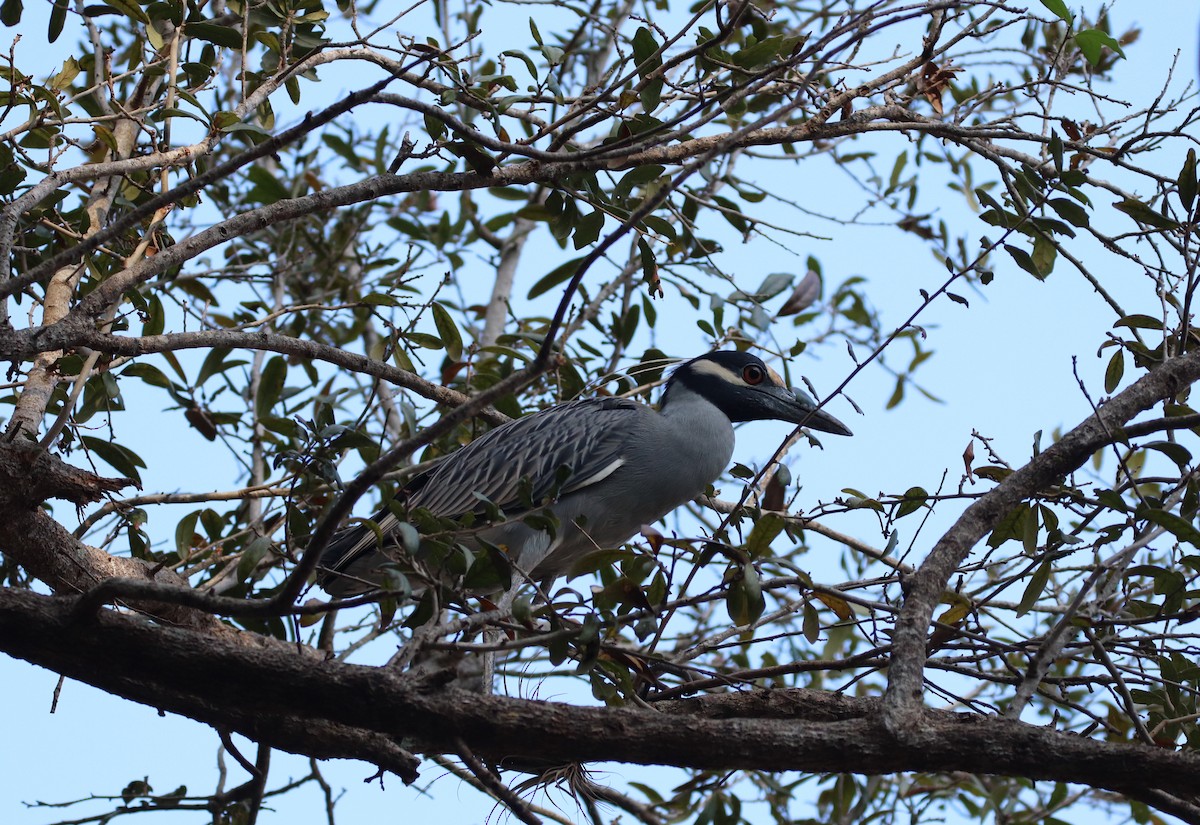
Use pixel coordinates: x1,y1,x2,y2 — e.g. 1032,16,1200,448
477,582,523,694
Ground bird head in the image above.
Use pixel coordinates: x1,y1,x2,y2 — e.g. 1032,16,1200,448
663,351,853,436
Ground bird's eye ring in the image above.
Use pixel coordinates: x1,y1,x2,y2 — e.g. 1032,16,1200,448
742,364,766,385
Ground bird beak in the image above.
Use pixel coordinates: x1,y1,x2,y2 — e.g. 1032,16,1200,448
773,386,854,436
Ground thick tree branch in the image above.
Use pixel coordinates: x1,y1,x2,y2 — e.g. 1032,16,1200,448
4,587,1200,817
0,506,235,636
0,440,130,506
884,348,1200,734
3,327,509,426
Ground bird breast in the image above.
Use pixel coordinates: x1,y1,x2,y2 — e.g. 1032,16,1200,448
527,398,736,579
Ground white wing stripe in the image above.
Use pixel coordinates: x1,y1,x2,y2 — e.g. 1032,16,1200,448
565,457,625,493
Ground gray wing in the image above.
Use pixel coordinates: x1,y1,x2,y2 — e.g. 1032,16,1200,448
410,396,644,516
318,396,646,592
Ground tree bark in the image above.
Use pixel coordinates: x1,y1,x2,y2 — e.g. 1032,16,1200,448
3,587,1199,802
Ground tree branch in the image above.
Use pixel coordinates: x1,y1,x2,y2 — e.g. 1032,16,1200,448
884,347,1200,735
9,327,509,426
4,587,1200,817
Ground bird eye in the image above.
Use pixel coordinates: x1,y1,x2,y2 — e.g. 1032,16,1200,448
742,364,765,385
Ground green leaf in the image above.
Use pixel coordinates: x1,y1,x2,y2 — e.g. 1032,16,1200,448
573,209,605,249
463,541,512,592
617,303,641,346
186,21,245,49
1096,489,1128,513
733,36,784,69
1114,314,1164,331
80,436,145,484
122,362,173,390
1023,504,1040,555
1143,441,1192,471
0,0,20,26
641,215,676,241
196,347,235,385
631,27,661,77
1004,244,1044,280
255,356,286,419
218,121,270,137
175,511,200,556
896,486,928,518
0,143,26,195
141,294,164,336
48,57,80,91
1049,132,1064,172
1017,560,1052,616
246,165,289,203
988,503,1030,548
1074,28,1125,67
615,164,665,200
803,601,820,643
888,151,908,192
48,0,66,41
416,111,444,144
974,465,1012,483
430,302,463,361
527,255,584,299
1104,349,1124,393
744,513,785,559
1114,197,1179,230
1031,235,1057,277
145,15,164,49
640,77,663,112
105,0,149,22
404,331,443,349
1039,0,1073,24
638,238,659,293
1048,197,1089,227
501,49,538,80
237,536,271,582
488,187,528,201
257,98,274,131
725,563,765,627
361,292,400,307
446,140,496,176
1030,215,1075,239
1143,509,1200,548
1179,148,1197,212
147,3,181,27
935,599,971,629
631,27,663,110
261,414,298,438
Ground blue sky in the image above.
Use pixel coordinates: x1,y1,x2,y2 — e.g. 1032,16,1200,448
3,1,1198,824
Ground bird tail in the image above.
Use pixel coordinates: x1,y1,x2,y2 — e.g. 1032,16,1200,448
315,508,394,597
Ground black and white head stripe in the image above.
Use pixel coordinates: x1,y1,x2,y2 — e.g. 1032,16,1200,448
681,351,788,390
663,351,852,434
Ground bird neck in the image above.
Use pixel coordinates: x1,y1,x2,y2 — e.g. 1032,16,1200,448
658,384,736,475
659,373,704,415
661,364,742,422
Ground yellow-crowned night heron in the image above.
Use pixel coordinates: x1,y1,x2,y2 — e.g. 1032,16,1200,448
317,351,851,597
